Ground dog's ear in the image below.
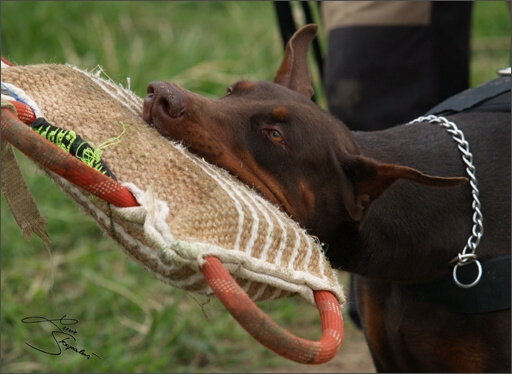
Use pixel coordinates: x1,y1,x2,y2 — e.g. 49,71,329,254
343,155,467,221
273,24,317,99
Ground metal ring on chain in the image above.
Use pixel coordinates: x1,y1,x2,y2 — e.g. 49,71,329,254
408,115,484,288
451,253,483,288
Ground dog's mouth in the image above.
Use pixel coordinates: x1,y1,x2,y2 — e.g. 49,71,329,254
141,81,302,223
142,81,226,161
142,82,186,135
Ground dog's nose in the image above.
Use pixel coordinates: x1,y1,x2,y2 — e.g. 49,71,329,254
145,81,185,120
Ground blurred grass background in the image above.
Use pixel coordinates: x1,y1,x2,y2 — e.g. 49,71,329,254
1,1,510,373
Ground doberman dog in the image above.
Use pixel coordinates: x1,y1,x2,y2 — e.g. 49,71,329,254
143,25,511,372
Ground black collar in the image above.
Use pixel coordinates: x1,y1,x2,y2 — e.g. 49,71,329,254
401,255,511,313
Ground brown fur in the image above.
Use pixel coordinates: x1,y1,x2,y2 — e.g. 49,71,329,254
143,25,511,372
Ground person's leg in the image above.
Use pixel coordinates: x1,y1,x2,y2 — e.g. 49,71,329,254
429,1,472,102
322,1,472,131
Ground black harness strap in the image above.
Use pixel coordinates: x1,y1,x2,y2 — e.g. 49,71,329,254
427,76,511,115
410,75,511,313
402,255,511,313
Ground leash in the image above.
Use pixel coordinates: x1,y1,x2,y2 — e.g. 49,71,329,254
1,78,344,364
408,115,484,288
273,2,324,103
274,2,324,81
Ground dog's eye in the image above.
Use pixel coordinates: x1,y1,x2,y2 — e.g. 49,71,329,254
267,129,285,144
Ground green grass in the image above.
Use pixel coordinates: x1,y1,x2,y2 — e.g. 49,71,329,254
1,1,283,99
1,1,510,373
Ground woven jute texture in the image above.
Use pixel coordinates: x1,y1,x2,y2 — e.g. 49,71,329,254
2,64,344,305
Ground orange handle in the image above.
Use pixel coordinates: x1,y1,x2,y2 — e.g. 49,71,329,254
1,108,139,207
2,103,344,364
201,256,344,364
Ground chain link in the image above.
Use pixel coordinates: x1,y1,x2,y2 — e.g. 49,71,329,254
408,115,484,288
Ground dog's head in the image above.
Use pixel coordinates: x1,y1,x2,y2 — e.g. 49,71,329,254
143,24,465,241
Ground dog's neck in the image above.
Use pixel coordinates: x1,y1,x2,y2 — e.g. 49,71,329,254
327,122,473,283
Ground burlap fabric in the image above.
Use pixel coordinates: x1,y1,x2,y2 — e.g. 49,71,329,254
2,64,344,306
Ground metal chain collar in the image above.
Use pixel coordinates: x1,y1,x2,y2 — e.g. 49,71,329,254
408,115,484,288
